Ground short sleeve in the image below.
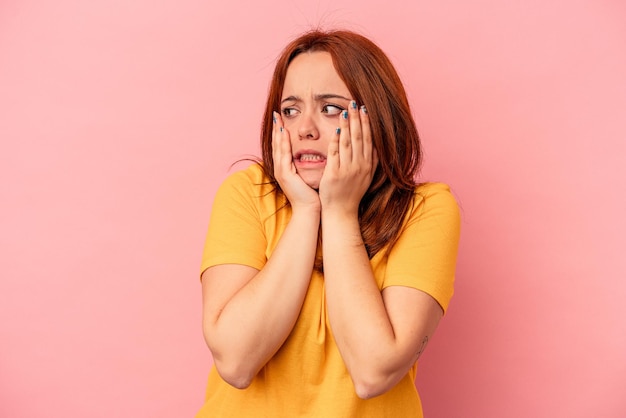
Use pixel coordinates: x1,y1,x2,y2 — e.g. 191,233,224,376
200,168,269,276
383,183,461,313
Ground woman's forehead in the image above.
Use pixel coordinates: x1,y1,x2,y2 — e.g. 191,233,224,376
282,52,349,98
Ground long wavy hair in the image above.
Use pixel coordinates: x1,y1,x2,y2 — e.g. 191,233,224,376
260,29,422,269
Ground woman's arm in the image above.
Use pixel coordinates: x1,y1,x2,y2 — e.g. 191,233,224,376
321,211,444,399
201,204,319,389
202,114,321,389
319,103,459,399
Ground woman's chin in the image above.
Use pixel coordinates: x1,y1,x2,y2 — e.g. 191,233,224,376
306,180,321,191
301,175,321,190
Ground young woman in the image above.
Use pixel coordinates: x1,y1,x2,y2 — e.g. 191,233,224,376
197,29,461,417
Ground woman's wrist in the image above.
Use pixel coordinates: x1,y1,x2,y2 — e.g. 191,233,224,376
321,205,359,223
290,202,322,221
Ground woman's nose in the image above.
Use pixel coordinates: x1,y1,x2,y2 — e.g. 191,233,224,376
297,113,320,140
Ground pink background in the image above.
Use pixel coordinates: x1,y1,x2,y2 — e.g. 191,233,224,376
1,1,625,417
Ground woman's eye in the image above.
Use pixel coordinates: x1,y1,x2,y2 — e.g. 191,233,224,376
282,108,298,117
322,105,344,116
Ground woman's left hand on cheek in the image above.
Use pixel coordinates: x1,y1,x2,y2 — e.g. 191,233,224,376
319,101,378,215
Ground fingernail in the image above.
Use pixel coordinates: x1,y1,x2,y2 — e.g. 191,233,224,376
342,110,348,119
280,126,284,132
336,127,341,134
360,105,367,114
351,100,357,109
272,112,276,123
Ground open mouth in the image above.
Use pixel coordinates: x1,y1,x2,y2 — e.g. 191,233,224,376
297,153,325,162
294,151,326,162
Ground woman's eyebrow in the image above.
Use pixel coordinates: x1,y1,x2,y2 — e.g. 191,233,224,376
280,93,351,104
315,93,351,101
281,95,299,104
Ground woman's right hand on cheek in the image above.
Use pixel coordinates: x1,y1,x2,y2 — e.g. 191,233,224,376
272,112,321,212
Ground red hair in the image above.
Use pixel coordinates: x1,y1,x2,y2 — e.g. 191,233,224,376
260,29,422,267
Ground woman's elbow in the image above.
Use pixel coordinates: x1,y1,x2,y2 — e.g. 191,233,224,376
351,371,397,400
213,359,256,390
354,380,391,400
203,330,252,388
204,338,256,389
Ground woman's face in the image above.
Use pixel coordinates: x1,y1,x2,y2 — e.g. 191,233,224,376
280,51,352,189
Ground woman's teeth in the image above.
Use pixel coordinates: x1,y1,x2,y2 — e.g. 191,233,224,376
299,154,324,161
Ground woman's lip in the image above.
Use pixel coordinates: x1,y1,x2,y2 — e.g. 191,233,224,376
294,158,326,169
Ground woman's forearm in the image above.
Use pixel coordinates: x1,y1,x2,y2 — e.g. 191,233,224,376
321,210,406,397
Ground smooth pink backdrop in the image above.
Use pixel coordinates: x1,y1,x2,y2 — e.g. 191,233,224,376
1,1,625,417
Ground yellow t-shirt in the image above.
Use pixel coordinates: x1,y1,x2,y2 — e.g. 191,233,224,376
197,163,460,418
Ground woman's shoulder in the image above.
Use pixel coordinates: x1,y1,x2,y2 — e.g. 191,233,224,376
415,182,456,199
412,182,461,214
215,162,282,209
219,162,272,189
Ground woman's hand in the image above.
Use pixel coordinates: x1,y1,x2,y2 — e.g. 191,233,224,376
318,102,378,216
272,111,321,212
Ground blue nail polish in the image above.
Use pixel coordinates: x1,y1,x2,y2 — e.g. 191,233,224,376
272,113,276,123
351,100,357,109
342,110,348,119
360,105,367,114
280,126,284,132
336,127,341,134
